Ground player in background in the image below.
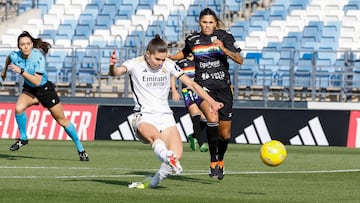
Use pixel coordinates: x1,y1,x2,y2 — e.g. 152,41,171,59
109,35,223,188
170,53,209,152
170,8,243,180
0,31,89,161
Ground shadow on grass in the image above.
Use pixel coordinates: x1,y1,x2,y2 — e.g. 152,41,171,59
0,153,74,161
169,174,217,185
127,171,217,185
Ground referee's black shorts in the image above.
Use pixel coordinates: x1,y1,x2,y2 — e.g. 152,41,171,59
206,86,233,121
22,81,60,108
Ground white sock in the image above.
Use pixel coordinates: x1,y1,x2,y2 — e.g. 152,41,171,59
149,162,172,188
152,139,168,163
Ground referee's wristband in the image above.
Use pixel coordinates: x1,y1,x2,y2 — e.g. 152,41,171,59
20,68,24,75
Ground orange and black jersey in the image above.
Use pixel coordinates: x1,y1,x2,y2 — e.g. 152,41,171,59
182,29,241,89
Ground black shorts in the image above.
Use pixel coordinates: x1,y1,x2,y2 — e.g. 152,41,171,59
22,81,60,108
206,86,233,121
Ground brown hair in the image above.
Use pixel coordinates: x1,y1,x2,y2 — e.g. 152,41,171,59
17,31,51,55
199,8,224,29
146,34,168,54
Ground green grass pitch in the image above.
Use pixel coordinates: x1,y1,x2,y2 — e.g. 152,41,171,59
0,139,360,203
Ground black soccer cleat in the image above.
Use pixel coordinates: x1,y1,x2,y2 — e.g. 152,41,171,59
9,139,28,151
217,166,225,180
78,151,89,161
209,164,219,179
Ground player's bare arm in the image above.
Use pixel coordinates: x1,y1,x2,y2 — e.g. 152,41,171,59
169,50,185,61
109,50,127,76
170,76,181,101
179,74,223,111
213,39,243,65
8,63,43,86
1,55,11,80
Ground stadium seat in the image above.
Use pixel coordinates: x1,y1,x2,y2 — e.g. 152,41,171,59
230,25,247,41
254,69,273,86
47,55,62,70
238,68,254,87
57,24,74,39
83,4,99,19
164,25,179,42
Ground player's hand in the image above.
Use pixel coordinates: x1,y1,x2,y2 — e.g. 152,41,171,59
1,68,6,80
110,50,117,65
172,90,181,102
209,101,224,113
212,39,224,50
8,64,22,74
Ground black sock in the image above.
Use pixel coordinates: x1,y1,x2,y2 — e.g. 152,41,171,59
191,115,203,146
206,122,219,162
218,138,229,161
200,119,207,131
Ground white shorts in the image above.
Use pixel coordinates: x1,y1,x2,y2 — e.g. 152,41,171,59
132,112,176,143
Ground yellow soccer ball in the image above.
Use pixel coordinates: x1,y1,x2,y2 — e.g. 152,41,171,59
260,140,287,166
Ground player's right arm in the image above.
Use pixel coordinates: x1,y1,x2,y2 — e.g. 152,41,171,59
169,50,185,61
109,50,127,76
1,55,11,80
170,76,181,101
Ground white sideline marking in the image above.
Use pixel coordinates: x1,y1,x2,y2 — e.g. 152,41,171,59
0,165,359,179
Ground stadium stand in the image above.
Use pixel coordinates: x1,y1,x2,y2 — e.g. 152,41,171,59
0,0,360,102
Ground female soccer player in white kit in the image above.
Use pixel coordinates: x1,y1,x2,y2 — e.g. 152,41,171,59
109,35,223,188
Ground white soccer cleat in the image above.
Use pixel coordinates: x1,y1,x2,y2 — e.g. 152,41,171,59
128,177,153,189
166,151,183,175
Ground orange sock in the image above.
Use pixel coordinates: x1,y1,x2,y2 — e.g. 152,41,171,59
218,160,224,168
210,161,218,169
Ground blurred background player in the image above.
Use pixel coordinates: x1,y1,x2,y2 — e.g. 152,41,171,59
109,35,223,188
0,31,89,161
170,8,243,180
171,53,209,152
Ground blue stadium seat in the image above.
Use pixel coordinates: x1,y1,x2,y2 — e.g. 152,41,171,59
187,5,200,16
164,25,179,42
238,69,254,86
40,30,57,40
124,34,142,47
281,36,299,49
95,14,112,29
106,0,121,8
184,15,199,32
118,4,134,19
246,52,262,64
38,3,48,15
146,25,161,37
47,67,59,84
269,10,287,21
167,14,181,27
250,10,270,22
77,69,96,86
254,69,273,86
78,14,94,27
83,4,99,19
315,70,331,88
75,24,91,38
122,0,140,9
250,20,268,31
224,0,241,12
229,25,247,41
294,70,311,88
81,56,98,70
344,0,360,12
57,24,74,39
277,68,290,87
47,55,62,70
303,25,321,41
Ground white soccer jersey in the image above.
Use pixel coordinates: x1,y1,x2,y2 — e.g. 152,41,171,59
122,56,184,114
